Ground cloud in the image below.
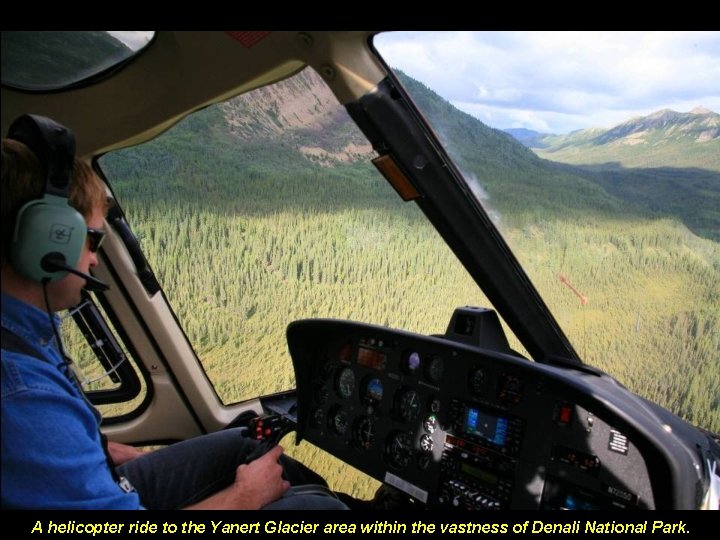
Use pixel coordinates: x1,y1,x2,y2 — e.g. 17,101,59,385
375,31,720,133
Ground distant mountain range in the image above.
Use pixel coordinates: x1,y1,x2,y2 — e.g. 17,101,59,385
505,107,720,171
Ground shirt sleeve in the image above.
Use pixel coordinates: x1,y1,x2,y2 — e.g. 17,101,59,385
1,355,144,510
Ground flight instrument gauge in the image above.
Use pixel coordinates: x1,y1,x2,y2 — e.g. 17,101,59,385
319,360,334,380
420,433,434,452
395,387,421,423
498,373,524,406
423,414,438,433
363,376,384,404
335,367,356,399
403,351,421,374
310,407,325,427
353,416,376,449
469,366,490,396
385,432,413,469
328,406,349,436
425,355,444,384
314,383,329,404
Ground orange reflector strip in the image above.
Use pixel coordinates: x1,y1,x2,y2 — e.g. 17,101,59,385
372,154,421,201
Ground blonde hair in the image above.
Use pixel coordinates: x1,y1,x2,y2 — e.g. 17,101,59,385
1,138,109,262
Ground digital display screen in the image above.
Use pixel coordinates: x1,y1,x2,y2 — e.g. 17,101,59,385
552,445,600,475
562,493,600,510
357,347,386,371
541,476,634,510
465,407,508,447
460,463,498,486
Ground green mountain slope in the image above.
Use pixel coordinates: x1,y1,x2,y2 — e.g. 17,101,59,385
535,107,720,171
396,73,627,227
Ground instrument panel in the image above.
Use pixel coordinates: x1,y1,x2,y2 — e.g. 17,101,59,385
287,318,664,509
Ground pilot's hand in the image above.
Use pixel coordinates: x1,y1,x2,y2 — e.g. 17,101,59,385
107,440,147,465
234,444,291,508
185,445,290,510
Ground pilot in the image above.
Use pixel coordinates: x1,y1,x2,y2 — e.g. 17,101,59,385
0,114,348,510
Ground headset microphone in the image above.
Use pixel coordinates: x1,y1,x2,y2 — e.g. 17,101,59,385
41,253,110,292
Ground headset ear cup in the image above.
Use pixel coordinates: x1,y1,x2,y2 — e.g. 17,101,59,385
11,196,87,283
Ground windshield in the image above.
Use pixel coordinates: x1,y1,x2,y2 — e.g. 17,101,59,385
374,31,719,434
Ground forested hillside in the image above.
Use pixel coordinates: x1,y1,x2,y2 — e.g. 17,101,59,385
98,68,719,498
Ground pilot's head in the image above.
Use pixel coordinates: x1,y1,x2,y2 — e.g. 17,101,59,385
1,115,109,311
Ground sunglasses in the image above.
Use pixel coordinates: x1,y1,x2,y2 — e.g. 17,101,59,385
86,228,106,253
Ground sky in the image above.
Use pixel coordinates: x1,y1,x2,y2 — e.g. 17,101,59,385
374,31,720,134
107,31,153,51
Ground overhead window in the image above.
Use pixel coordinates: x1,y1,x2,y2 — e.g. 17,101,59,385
1,31,154,91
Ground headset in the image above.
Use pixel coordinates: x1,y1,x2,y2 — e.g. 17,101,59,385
7,114,108,291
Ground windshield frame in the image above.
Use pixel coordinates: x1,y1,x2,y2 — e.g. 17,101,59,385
360,34,582,366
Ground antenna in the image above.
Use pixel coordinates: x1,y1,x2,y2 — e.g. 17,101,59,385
558,273,588,305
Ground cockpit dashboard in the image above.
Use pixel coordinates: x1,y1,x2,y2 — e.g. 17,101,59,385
284,309,716,510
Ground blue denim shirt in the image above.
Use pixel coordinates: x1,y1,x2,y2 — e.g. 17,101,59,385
1,292,142,509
